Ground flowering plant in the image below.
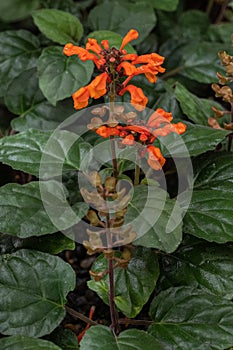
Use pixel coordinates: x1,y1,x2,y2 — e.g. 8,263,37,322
0,1,233,350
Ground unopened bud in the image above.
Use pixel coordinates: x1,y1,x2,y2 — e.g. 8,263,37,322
86,210,100,226
89,171,102,187
104,176,117,192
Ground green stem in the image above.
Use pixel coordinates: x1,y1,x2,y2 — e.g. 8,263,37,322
206,0,214,15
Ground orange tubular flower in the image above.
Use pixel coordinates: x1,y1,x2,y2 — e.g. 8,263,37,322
64,28,165,110
88,72,108,99
119,85,148,111
146,145,166,170
72,87,90,110
96,126,120,138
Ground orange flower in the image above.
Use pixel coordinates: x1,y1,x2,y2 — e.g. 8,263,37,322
72,87,90,110
146,145,166,170
119,85,148,111
147,108,173,128
122,134,135,145
88,72,108,99
117,62,137,75
120,29,139,52
96,126,120,138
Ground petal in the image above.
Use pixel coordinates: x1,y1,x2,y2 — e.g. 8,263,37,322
96,126,120,138
117,62,137,75
63,43,96,61
120,29,139,51
147,145,166,170
72,86,90,110
122,53,138,61
147,109,173,128
172,122,187,134
132,53,165,65
119,84,148,111
122,134,135,145
88,72,108,99
101,40,109,50
86,38,102,54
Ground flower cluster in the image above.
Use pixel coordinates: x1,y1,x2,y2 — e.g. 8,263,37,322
63,29,165,110
95,108,187,170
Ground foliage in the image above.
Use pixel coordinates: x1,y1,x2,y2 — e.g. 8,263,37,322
0,0,233,349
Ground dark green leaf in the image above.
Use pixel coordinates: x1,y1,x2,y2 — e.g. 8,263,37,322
140,0,179,11
124,185,183,253
4,68,44,115
181,42,228,83
88,30,136,54
22,232,75,254
0,30,40,96
80,326,163,350
193,152,233,190
149,287,233,350
183,152,233,243
160,242,233,299
174,82,224,125
0,0,39,22
47,327,79,350
0,249,75,337
32,9,83,45
206,23,233,43
0,335,62,350
38,46,93,105
0,129,92,177
0,181,88,238
11,99,75,131
160,122,230,157
88,1,156,44
88,247,159,318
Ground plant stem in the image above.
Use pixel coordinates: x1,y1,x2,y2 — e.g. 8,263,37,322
227,102,233,151
65,306,98,326
206,0,214,16
215,0,230,24
161,66,183,80
110,136,118,178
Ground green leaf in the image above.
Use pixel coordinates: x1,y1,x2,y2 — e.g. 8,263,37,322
0,30,40,96
181,42,228,83
182,152,233,243
124,185,183,253
38,46,93,105
80,326,163,350
4,68,44,115
0,249,75,337
0,335,62,350
21,232,75,254
88,30,136,54
174,82,224,126
160,122,230,157
88,1,156,44
88,247,159,318
46,327,79,350
193,152,233,190
145,0,179,11
0,0,39,22
160,242,233,300
11,99,75,131
0,129,92,177
149,287,233,350
0,181,88,238
32,9,83,45
206,23,233,43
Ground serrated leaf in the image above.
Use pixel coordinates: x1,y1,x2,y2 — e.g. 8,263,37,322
160,242,233,300
88,247,159,318
0,335,62,350
0,0,39,22
80,326,163,350
88,30,136,53
0,181,88,238
0,129,92,177
149,287,233,350
174,82,224,126
0,249,75,337
160,122,230,157
88,1,156,44
32,9,83,45
124,185,183,253
38,46,93,105
0,30,40,96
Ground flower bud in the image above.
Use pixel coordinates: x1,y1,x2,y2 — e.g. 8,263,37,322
104,176,117,192
86,210,100,226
